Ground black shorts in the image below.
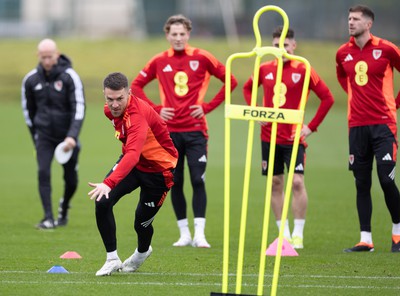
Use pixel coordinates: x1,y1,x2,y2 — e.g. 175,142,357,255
349,124,398,170
261,141,306,176
170,131,208,166
105,155,175,207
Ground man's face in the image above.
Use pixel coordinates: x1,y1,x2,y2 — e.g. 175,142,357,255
104,87,129,117
348,12,371,37
38,48,59,72
166,23,190,51
273,37,296,61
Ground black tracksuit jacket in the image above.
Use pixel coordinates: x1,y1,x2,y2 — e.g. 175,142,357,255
21,54,85,142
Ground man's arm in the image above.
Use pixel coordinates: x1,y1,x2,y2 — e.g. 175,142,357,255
131,56,163,113
335,51,348,93
66,68,85,140
242,74,261,106
307,68,335,132
21,74,37,143
389,43,400,108
199,51,238,114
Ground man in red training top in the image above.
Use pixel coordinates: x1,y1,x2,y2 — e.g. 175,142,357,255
131,14,237,248
336,5,400,253
243,26,334,249
88,72,178,276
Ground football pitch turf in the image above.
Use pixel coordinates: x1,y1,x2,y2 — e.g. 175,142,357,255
1,103,400,296
1,38,400,295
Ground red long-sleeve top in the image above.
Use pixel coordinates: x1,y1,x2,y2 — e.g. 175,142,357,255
131,45,237,133
243,59,334,146
336,34,400,128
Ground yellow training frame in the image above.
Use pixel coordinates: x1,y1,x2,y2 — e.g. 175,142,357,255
223,5,311,296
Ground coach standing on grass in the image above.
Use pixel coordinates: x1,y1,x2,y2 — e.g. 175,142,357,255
22,39,85,230
336,5,400,253
131,14,237,248
88,72,178,276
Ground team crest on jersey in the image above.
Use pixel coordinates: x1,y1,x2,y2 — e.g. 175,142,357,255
292,73,301,83
54,80,63,91
190,60,199,71
372,50,382,60
349,154,354,165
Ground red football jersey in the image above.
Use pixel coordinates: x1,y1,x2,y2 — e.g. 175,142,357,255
103,95,178,189
131,45,237,133
243,59,334,145
336,34,400,127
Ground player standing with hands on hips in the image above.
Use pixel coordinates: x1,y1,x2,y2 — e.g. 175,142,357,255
22,39,85,229
336,5,400,252
131,14,237,248
243,27,334,249
89,72,178,276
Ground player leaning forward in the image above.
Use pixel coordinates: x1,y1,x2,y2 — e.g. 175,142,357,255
336,5,400,252
88,72,178,276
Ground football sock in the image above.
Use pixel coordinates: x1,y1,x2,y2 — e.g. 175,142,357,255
292,219,305,238
392,223,400,243
177,218,191,238
276,220,291,239
106,250,119,261
392,222,400,235
360,231,373,244
194,217,206,238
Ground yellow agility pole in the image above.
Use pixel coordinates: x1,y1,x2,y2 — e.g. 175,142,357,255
221,5,311,296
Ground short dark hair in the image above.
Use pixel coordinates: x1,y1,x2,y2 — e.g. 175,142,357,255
164,14,192,33
103,72,128,90
272,26,295,39
349,5,374,21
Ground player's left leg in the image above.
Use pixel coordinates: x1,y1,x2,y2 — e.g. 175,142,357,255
373,123,400,252
186,131,210,248
169,133,192,246
291,173,307,249
262,142,291,241
122,169,174,272
286,145,307,249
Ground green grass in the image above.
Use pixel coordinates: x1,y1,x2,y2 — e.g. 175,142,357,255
1,38,400,295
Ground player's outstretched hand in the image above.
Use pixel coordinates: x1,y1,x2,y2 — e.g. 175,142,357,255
88,182,111,202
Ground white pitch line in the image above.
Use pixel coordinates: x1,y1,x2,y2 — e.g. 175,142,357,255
1,270,400,281
1,280,400,291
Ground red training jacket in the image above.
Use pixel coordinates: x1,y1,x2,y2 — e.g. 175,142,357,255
103,95,178,189
243,59,334,146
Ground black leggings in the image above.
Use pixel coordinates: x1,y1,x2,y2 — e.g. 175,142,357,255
353,165,400,232
171,163,207,219
95,166,173,253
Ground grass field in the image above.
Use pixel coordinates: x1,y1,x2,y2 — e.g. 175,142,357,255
1,37,400,295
